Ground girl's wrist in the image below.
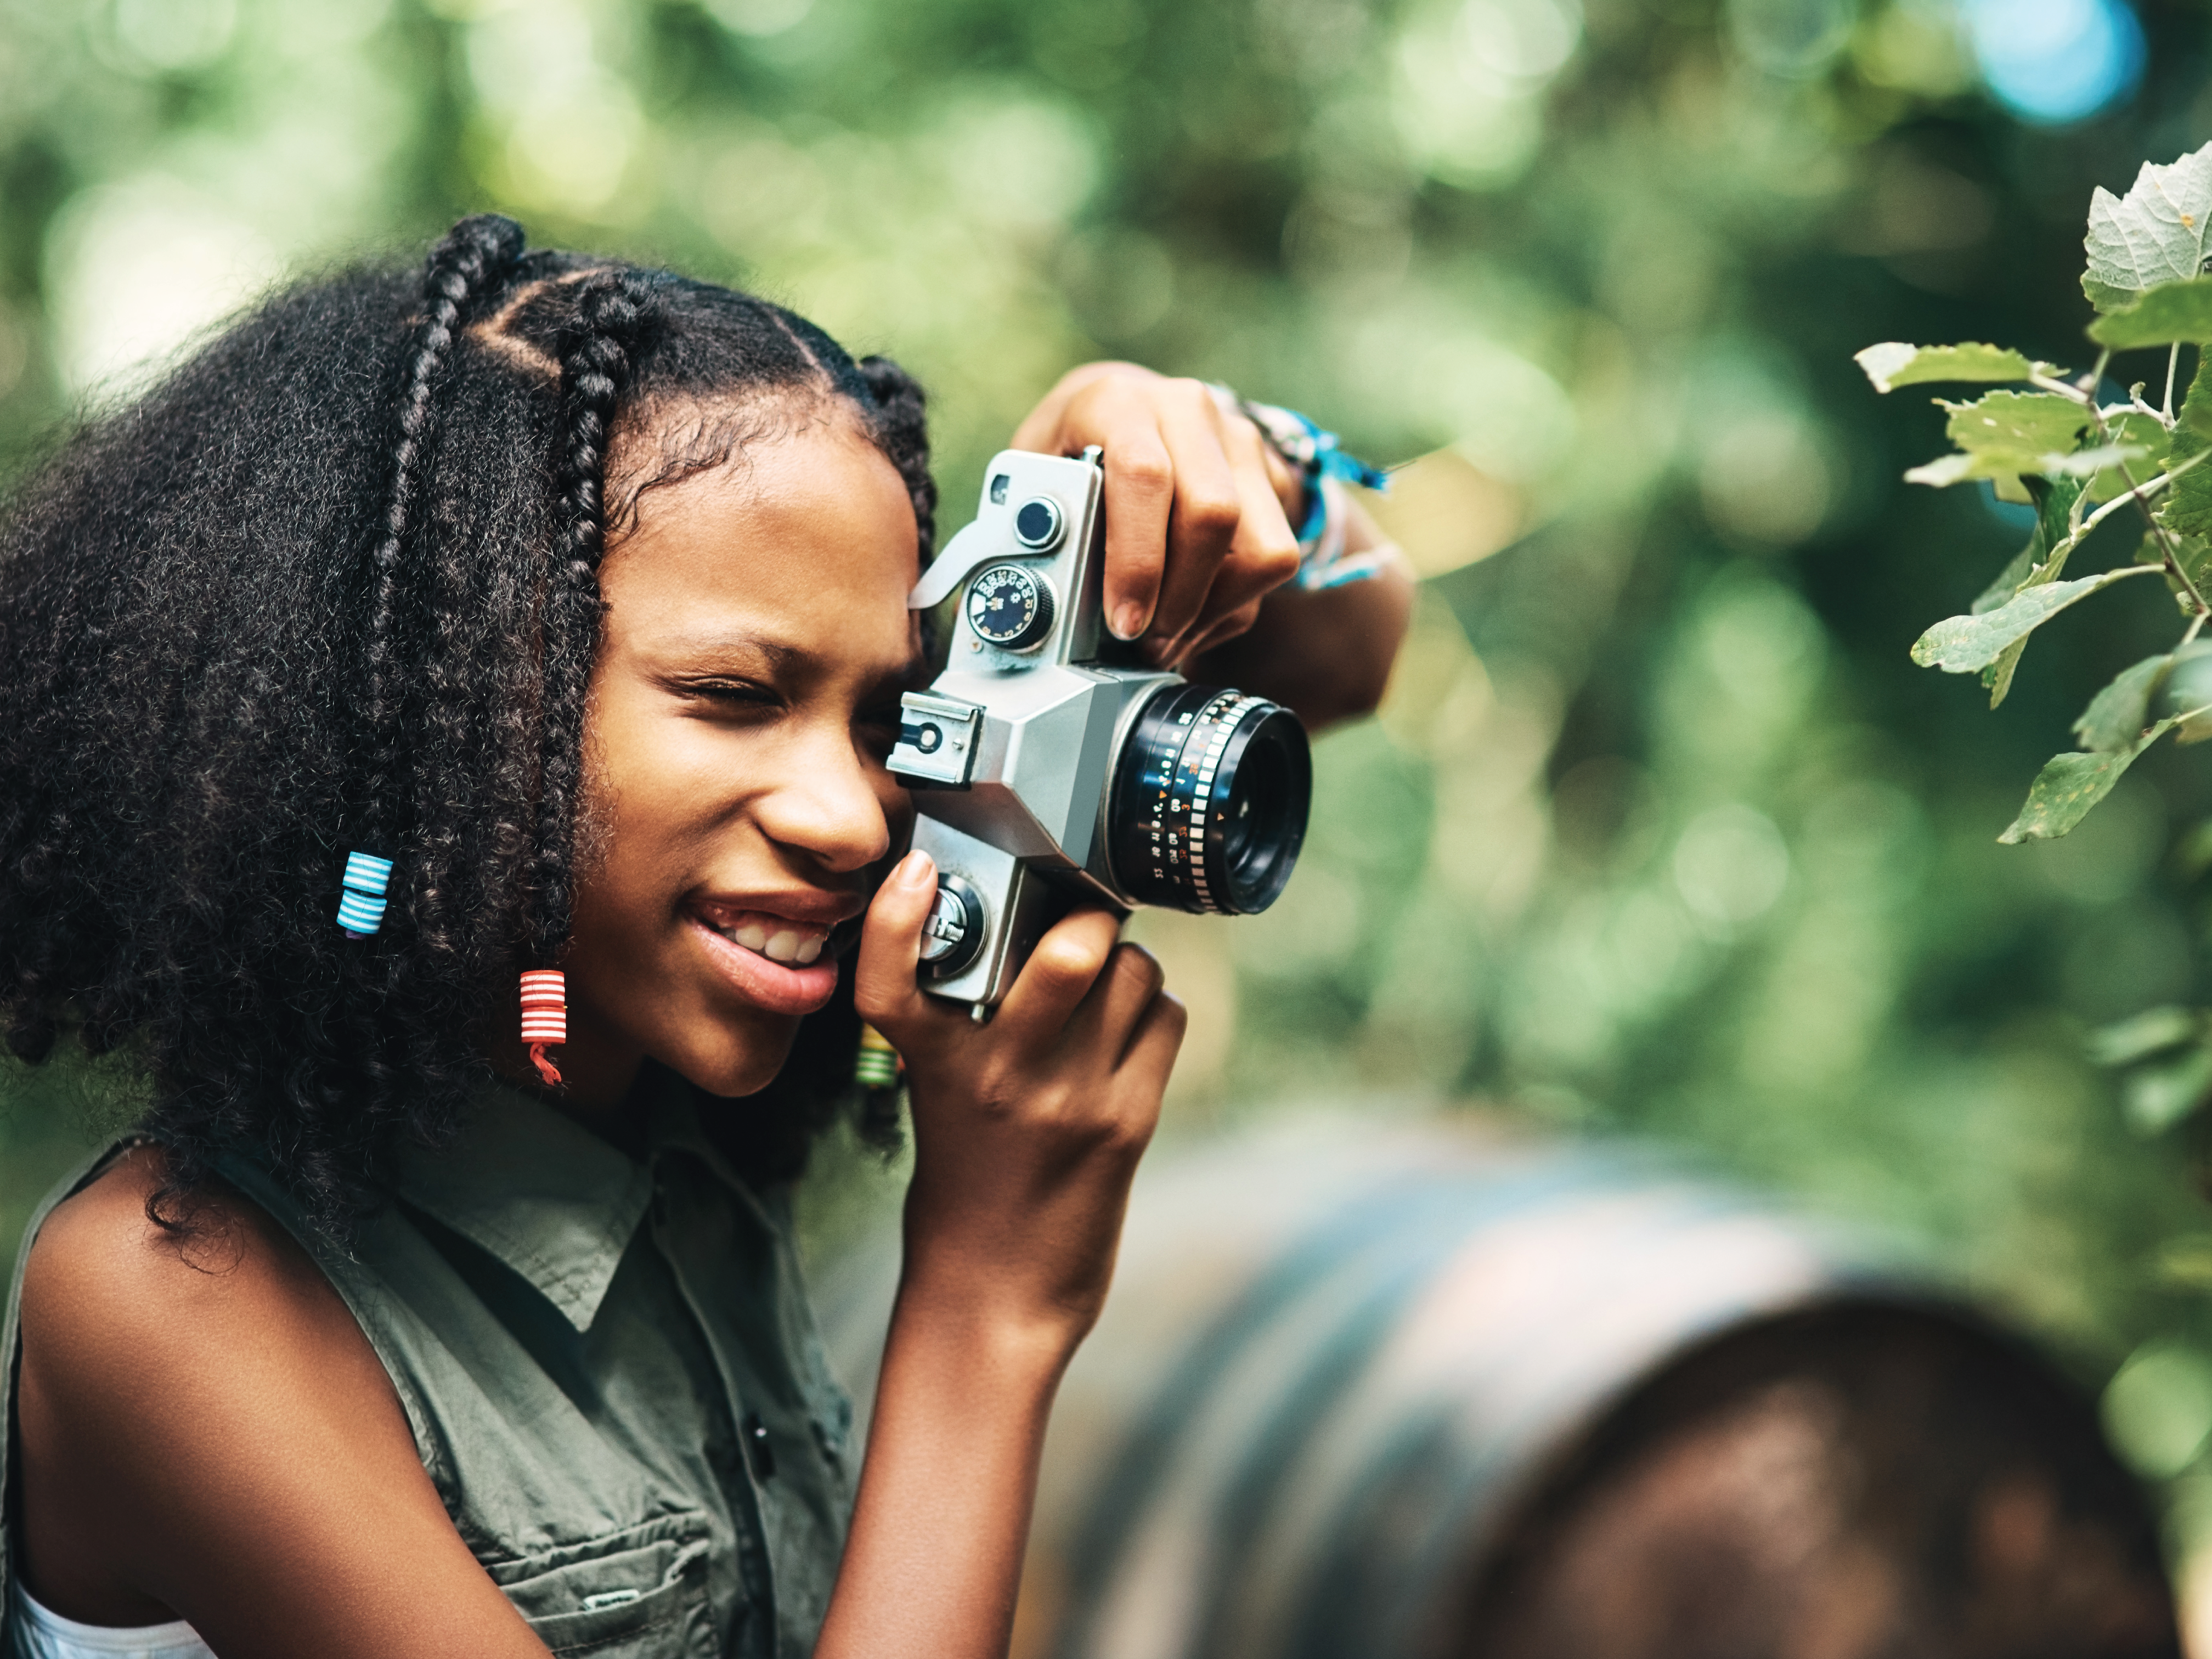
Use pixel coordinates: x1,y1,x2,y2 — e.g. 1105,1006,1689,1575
888,1261,1098,1375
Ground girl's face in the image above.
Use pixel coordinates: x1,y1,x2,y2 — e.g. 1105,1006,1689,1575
555,408,922,1110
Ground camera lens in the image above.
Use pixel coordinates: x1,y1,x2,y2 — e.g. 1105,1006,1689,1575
1108,684,1311,915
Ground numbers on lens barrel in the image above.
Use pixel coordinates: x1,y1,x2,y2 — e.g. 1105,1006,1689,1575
966,564,1057,652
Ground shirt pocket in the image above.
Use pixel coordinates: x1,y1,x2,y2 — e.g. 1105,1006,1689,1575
484,1514,721,1659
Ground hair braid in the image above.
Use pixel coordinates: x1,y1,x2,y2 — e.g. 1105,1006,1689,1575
856,353,938,563
359,215,526,854
533,269,661,966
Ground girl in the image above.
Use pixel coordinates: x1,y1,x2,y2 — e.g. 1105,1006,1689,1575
0,216,1409,1659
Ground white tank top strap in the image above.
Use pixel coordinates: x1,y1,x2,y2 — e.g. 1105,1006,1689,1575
7,1579,213,1659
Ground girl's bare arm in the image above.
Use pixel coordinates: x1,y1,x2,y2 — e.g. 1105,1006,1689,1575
820,854,1182,1659
18,1148,552,1659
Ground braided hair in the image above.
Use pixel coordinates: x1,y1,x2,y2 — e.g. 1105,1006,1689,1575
0,218,935,1232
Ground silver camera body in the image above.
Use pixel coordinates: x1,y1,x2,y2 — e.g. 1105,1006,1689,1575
889,447,1311,1012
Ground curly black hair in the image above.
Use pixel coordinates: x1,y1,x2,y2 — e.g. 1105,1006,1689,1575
0,215,936,1233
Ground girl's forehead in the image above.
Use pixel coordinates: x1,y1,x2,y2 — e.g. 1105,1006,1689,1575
604,415,919,602
607,389,852,519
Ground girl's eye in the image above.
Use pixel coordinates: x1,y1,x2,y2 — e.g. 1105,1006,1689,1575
681,679,780,712
857,702,904,758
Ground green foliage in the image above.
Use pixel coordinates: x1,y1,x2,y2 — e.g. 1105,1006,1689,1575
1875,144,2212,851
2090,278,2212,350
2084,144,2212,312
1853,342,2047,394
1914,391,2095,485
1914,568,2155,676
2076,654,2175,753
1999,719,2181,845
2161,359,2212,542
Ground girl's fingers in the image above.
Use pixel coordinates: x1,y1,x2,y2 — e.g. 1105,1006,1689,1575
1221,413,1304,575
1175,597,1268,667
1152,417,1303,662
1087,387,1177,644
1068,941,1167,1059
1139,382,1243,657
853,850,939,1031
994,906,1124,1043
1117,988,1187,1090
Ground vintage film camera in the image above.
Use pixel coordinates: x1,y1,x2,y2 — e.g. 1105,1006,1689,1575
888,446,1312,1013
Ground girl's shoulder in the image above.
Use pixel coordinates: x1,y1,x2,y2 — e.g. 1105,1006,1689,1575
21,1144,356,1372
10,1145,545,1655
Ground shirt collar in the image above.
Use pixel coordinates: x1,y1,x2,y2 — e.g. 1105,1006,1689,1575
391,1065,781,1334
392,1078,656,1334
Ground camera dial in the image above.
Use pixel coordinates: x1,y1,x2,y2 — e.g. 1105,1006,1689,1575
1013,495,1065,551
919,873,985,979
967,564,1057,652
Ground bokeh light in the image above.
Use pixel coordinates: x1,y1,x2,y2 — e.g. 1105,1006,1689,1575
1962,0,2145,126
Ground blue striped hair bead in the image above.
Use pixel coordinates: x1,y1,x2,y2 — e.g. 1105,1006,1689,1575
337,850,394,938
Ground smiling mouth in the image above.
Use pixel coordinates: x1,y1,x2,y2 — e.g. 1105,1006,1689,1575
699,909,835,967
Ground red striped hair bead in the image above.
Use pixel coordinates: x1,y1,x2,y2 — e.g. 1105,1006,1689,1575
519,969,567,1087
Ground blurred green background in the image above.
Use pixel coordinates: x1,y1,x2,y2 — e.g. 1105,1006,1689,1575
9,0,2212,1593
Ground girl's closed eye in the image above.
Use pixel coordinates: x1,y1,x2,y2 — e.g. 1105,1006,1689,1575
856,698,905,758
670,675,783,714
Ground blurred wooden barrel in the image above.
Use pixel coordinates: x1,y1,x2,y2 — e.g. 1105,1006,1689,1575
813,1114,2179,1659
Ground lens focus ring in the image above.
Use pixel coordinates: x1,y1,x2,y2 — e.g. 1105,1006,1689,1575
1108,683,1312,916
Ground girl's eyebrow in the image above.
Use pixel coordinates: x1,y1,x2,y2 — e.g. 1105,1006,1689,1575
656,626,925,686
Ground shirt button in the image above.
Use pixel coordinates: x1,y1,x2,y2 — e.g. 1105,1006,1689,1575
743,1413,777,1481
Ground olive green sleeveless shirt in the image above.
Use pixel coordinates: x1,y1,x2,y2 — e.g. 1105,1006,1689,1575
1,1066,859,1658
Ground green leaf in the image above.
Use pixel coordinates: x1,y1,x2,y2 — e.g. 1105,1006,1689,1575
1913,568,2139,674
2046,442,2153,479
2159,645,2212,743
2089,1006,2202,1068
2163,357,2212,540
2174,534,2212,598
2084,142,2212,313
1854,341,2049,393
1949,390,2095,462
2033,471,2087,551
1975,476,2098,706
2074,653,2174,749
2084,411,2171,501
1997,717,2179,843
2125,1042,2212,1135
2087,276,2212,347
1903,392,2095,488
1973,528,2045,614
1903,453,1985,487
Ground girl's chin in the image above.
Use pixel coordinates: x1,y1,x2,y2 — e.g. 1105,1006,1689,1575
686,914,842,1018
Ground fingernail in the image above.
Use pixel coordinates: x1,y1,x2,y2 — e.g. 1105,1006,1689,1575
897,849,935,887
1111,602,1148,641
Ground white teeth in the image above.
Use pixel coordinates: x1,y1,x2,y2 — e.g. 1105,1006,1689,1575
706,911,831,965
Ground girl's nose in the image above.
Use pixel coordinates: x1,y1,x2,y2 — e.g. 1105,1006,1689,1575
753,728,893,874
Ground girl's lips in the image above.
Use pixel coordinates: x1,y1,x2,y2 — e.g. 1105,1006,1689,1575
687,913,841,1016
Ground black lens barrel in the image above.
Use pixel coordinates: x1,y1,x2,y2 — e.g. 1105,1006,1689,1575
1108,682,1311,915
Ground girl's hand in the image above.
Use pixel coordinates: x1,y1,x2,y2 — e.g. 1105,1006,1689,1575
1012,362,1305,670
821,850,1182,1659
853,848,1184,1346
1011,362,1417,732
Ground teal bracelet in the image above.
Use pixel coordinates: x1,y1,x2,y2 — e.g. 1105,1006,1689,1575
1212,387,1393,590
